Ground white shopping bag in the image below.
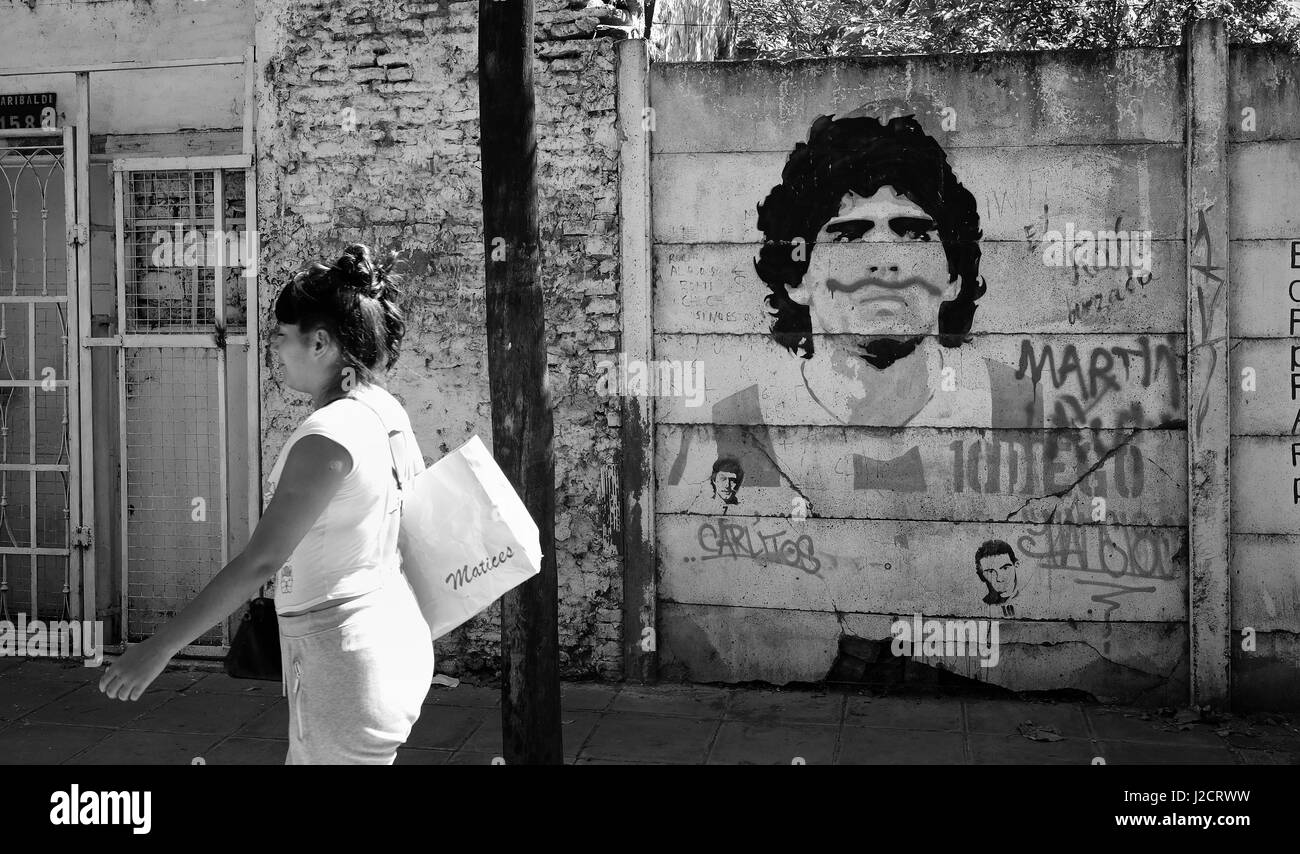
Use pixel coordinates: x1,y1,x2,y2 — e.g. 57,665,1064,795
396,435,542,641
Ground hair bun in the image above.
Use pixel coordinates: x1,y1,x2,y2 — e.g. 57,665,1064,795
335,244,384,299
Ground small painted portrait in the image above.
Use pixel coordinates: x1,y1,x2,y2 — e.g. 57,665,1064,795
975,539,1020,612
710,457,744,511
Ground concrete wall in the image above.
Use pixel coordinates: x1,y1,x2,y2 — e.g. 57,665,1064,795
1227,44,1300,709
646,51,1196,705
255,0,626,678
3,2,1294,707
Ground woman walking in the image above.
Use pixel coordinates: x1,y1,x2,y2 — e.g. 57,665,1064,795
98,243,434,764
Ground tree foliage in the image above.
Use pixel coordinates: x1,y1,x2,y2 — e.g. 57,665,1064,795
728,0,1300,58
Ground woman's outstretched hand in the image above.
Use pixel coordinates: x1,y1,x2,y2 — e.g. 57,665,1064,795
98,637,172,701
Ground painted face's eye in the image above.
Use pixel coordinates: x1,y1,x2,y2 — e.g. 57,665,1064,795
826,221,872,242
891,217,937,241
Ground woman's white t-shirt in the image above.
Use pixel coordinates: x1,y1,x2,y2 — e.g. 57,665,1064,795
264,383,424,616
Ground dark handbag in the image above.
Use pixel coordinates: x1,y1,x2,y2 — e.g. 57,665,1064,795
224,595,283,681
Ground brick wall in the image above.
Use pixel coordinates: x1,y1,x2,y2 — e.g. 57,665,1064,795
255,0,629,679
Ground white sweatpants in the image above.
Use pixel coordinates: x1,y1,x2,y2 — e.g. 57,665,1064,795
277,575,434,764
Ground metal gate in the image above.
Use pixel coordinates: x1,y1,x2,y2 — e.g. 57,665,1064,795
0,126,88,625
111,155,254,651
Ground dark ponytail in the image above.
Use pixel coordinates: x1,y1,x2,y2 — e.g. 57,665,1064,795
273,243,407,385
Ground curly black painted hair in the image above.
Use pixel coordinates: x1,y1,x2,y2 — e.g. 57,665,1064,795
754,114,986,358
710,457,744,486
974,539,1018,571
272,243,406,386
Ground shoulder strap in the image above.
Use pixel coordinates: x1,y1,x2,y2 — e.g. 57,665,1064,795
347,394,404,493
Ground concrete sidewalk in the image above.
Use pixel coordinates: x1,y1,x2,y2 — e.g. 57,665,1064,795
1,658,1297,764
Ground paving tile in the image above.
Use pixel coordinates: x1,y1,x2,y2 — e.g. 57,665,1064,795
1088,711,1225,747
706,720,838,765
72,664,208,695
1097,740,1237,765
188,672,285,698
838,727,966,764
0,722,114,764
234,701,289,740
610,684,729,718
7,668,1277,767
0,671,84,722
561,682,620,711
201,737,288,766
26,683,177,729
142,669,210,693
446,750,506,766
15,661,104,684
725,689,844,726
845,695,963,732
968,733,1096,765
1235,748,1296,765
450,753,576,765
1220,728,1300,758
423,684,501,709
396,747,453,765
404,704,493,751
124,691,277,736
581,713,718,763
66,729,221,765
460,710,600,758
965,700,1089,738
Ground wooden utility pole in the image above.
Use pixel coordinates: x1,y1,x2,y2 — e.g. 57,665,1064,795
479,0,563,763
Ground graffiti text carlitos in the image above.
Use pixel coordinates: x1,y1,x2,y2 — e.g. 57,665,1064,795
696,518,821,574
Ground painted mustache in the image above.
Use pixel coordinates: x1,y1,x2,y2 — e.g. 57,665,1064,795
826,276,945,299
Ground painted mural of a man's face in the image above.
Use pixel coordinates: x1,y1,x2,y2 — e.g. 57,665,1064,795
755,114,986,371
710,457,744,506
975,539,1020,605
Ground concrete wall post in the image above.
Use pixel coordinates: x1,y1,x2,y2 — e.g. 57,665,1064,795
1186,17,1233,709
